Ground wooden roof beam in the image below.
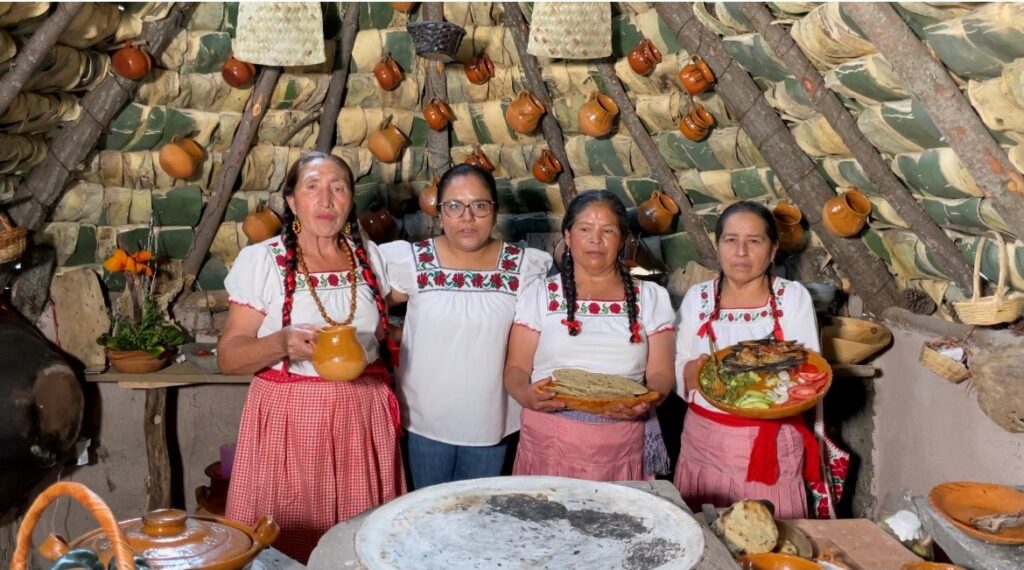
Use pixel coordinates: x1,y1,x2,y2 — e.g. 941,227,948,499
316,2,360,153
0,3,83,117
656,3,905,317
422,2,451,179
502,2,577,206
845,3,1024,234
10,3,197,231
593,62,719,267
739,2,974,295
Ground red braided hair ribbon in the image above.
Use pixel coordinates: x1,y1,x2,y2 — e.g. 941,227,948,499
561,318,582,335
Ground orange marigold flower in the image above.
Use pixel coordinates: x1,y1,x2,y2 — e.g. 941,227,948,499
132,250,153,262
103,249,129,273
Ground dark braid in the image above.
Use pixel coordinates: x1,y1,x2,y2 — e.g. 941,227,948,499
280,206,299,374
560,247,581,336
348,216,400,367
710,269,725,325
617,253,641,344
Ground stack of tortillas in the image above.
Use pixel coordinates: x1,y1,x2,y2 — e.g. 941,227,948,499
542,369,658,413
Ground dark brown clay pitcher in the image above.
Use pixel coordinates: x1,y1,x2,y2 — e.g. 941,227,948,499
374,53,404,91
422,97,454,131
772,201,805,252
506,91,546,134
221,54,256,89
419,177,439,216
628,38,662,76
358,203,398,243
464,147,495,173
532,149,562,183
465,53,495,85
112,44,152,80
679,55,715,96
637,191,680,235
578,91,619,137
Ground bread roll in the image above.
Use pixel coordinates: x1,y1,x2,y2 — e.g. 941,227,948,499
713,499,779,556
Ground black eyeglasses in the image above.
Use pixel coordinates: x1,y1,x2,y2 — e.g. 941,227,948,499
440,200,496,218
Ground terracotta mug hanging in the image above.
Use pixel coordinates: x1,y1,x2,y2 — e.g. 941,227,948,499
465,53,495,85
367,117,408,163
111,43,152,80
221,54,256,89
637,191,680,235
419,177,439,216
532,149,562,184
464,147,495,173
506,91,546,134
628,38,662,76
772,201,805,252
578,91,619,137
422,97,454,131
822,187,872,237
374,53,404,91
679,103,714,141
158,136,204,180
242,202,282,243
679,55,715,96
312,325,368,382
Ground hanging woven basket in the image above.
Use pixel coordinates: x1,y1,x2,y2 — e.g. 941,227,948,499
0,212,27,264
527,2,611,60
407,20,466,62
952,231,1024,326
234,2,325,67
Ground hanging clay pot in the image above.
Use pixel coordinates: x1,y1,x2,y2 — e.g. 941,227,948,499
374,53,404,91
679,55,715,96
578,91,619,137
637,191,680,235
628,38,662,76
358,202,398,243
422,97,454,131
772,201,804,252
505,91,546,134
111,44,152,80
419,177,439,216
242,202,282,243
367,117,408,163
312,325,368,382
822,188,872,237
465,53,495,85
532,149,562,184
158,137,204,180
464,147,495,173
221,54,256,89
679,103,715,142
389,2,418,13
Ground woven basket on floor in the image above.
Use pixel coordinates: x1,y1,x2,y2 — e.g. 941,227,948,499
407,20,466,62
0,212,27,264
527,2,611,60
234,2,325,66
919,340,969,384
953,231,1024,326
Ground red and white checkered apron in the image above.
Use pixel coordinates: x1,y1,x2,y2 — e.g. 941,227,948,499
225,363,406,563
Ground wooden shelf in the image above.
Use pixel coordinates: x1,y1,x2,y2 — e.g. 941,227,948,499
86,361,249,388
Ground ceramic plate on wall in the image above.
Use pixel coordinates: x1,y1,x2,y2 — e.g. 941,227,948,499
356,476,705,569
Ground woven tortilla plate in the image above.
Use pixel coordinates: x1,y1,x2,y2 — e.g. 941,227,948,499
356,476,705,569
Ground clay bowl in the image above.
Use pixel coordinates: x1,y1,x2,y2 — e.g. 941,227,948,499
929,482,1024,545
740,553,822,570
698,348,832,420
902,563,967,570
820,316,892,364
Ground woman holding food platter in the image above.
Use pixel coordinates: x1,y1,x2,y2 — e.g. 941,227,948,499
674,200,824,519
504,190,676,481
380,164,552,489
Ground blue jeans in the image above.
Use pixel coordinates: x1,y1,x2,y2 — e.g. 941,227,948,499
405,432,509,490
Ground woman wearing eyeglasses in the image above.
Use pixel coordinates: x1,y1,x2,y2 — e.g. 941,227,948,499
379,164,552,489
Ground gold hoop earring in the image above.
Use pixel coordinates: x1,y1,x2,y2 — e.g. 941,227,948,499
292,220,302,234
344,222,352,235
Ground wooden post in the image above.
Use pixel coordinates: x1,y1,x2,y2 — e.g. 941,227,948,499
739,2,974,295
180,67,282,290
422,3,451,179
656,3,905,316
594,62,719,268
0,3,83,117
844,3,1024,233
144,388,171,510
9,3,197,230
316,2,360,153
502,2,577,206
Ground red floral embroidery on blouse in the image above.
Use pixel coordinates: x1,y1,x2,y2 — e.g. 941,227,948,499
548,300,560,311
548,281,559,292
610,303,622,314
327,273,340,287
417,273,429,288
588,302,600,314
452,273,466,288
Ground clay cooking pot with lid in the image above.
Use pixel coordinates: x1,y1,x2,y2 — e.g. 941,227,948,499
12,481,279,570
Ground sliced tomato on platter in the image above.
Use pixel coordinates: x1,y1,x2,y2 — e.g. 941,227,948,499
788,385,818,401
797,362,828,384
805,378,827,393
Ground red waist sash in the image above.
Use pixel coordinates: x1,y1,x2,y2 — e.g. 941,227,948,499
689,404,821,485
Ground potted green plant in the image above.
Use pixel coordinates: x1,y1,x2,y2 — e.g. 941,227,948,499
97,247,185,373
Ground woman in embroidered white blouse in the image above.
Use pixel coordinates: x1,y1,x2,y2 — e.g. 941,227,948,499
505,191,676,481
380,164,552,489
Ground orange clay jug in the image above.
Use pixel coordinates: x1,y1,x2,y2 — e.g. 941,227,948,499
312,325,367,382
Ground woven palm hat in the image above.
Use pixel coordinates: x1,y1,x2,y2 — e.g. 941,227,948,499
527,2,611,60
234,2,326,66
